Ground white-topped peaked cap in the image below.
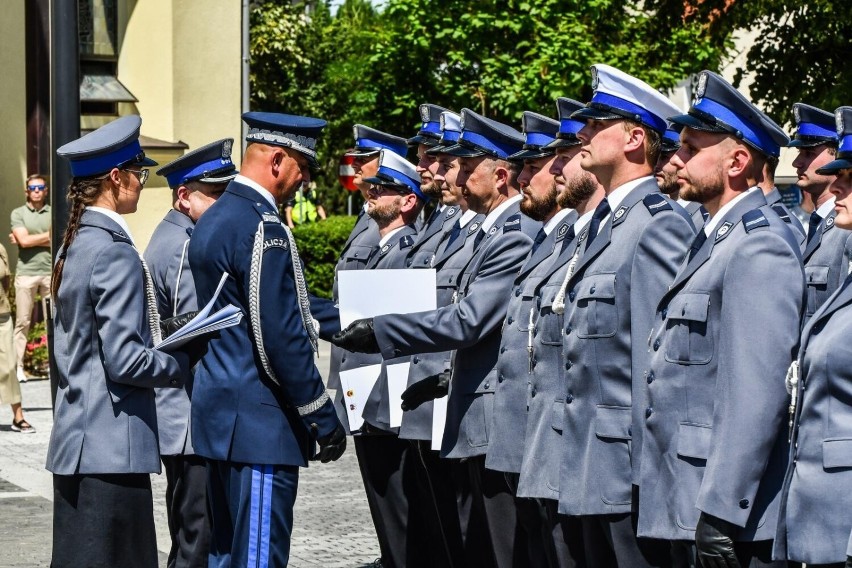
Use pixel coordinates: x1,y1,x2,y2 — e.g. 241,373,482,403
363,149,427,199
571,64,681,135
427,111,463,154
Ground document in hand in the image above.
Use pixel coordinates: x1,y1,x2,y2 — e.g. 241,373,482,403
155,272,243,352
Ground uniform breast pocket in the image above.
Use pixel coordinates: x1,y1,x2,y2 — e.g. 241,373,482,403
340,244,373,270
805,265,830,315
575,273,618,339
663,292,712,365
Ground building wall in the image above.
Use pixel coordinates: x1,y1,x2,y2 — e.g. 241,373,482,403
0,0,28,270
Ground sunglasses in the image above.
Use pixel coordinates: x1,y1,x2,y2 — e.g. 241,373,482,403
26,184,46,192
123,168,150,186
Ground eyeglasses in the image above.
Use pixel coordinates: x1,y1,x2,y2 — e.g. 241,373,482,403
368,185,410,197
26,184,46,192
123,168,149,186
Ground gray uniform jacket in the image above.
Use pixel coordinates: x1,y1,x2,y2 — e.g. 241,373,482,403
145,209,197,456
637,189,805,541
802,210,852,324
683,200,708,231
399,213,485,441
46,210,190,475
374,200,540,458
766,187,806,246
774,277,852,563
516,225,587,500
404,205,461,269
336,223,418,434
486,211,578,474
328,209,381,393
558,179,695,516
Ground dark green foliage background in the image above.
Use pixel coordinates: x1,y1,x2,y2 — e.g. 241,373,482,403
292,215,356,298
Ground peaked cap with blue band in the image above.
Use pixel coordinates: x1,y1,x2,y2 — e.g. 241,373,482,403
56,115,157,177
426,111,463,155
346,124,408,158
363,150,428,200
669,71,789,158
788,103,837,148
544,97,586,149
156,138,238,188
815,107,852,175
441,108,524,159
661,122,684,153
408,104,448,147
243,111,326,169
571,64,680,136
509,111,560,160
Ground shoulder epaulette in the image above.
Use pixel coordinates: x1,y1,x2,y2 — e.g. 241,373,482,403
771,205,791,223
742,209,770,233
643,193,673,215
502,213,522,233
262,211,280,224
110,230,133,245
399,234,415,249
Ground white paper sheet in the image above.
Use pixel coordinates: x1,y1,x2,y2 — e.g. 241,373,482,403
337,269,437,328
431,395,448,451
385,362,410,428
338,365,382,432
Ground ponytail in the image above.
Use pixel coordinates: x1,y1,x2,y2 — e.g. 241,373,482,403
51,177,105,300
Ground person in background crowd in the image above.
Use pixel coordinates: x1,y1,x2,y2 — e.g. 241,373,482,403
47,115,200,568
284,181,327,228
0,241,33,432
10,173,52,383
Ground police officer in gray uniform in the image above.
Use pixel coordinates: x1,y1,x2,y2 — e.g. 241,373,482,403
760,159,807,243
334,108,540,568
635,71,804,568
146,139,237,568
656,122,708,229
484,110,571,567
555,65,695,567
788,103,852,324
406,104,462,269
774,106,852,568
515,97,606,568
48,115,196,568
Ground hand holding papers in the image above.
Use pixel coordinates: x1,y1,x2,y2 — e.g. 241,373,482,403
155,272,243,352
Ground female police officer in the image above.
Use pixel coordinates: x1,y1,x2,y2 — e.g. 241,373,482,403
46,115,195,568
775,106,852,568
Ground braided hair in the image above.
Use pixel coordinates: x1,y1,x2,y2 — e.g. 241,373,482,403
50,176,107,301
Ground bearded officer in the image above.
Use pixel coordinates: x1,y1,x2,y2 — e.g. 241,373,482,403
333,108,541,568
145,139,237,568
635,71,804,568
188,112,347,567
788,103,852,324
556,65,696,567
656,123,708,229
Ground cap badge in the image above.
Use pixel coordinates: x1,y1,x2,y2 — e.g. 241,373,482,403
459,114,466,130
352,124,359,139
440,114,447,130
837,112,845,137
420,105,431,123
590,66,599,90
793,105,801,124
222,139,232,158
696,73,708,99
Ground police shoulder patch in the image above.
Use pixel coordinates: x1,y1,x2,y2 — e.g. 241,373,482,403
263,237,289,252
502,214,522,233
742,209,770,233
399,235,415,249
643,193,673,215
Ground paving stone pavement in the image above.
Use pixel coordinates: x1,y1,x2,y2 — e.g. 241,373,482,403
0,340,381,567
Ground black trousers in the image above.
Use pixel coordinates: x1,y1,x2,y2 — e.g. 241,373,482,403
581,513,672,568
355,434,443,568
542,499,586,568
52,473,158,568
162,454,211,568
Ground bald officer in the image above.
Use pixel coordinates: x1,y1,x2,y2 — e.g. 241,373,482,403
636,71,803,568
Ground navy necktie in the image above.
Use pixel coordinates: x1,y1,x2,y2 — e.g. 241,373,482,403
559,225,577,253
446,220,463,247
530,228,548,254
806,211,822,245
688,229,708,262
585,199,611,251
474,228,487,249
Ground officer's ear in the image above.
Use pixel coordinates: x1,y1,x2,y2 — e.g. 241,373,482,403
726,141,755,185
176,184,192,213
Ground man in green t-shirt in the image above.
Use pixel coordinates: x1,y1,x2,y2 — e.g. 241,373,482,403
284,182,327,228
9,174,51,382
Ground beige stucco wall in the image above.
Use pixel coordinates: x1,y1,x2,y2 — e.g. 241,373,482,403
118,0,243,248
0,0,28,270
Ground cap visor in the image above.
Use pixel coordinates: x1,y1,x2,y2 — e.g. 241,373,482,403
816,157,852,175
345,148,381,158
788,137,834,148
660,142,681,154
198,172,238,184
669,113,726,133
138,156,158,167
407,134,440,147
543,137,580,150
507,148,554,161
425,144,451,155
570,107,620,122
440,144,486,158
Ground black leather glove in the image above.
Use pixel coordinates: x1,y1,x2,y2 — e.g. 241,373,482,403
160,311,199,339
401,371,451,411
331,318,380,353
179,333,216,369
313,423,347,463
695,512,741,568
846,555,852,568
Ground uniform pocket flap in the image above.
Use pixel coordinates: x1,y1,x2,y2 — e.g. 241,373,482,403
551,400,564,432
438,267,464,287
473,369,498,394
342,243,373,260
667,292,710,323
806,265,830,286
575,273,616,302
677,423,712,460
594,405,631,440
539,282,562,309
823,438,852,468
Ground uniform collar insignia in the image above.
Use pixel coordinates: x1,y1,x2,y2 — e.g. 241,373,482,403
445,206,458,218
468,222,480,234
826,215,835,230
613,205,628,222
715,221,733,241
380,243,391,254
